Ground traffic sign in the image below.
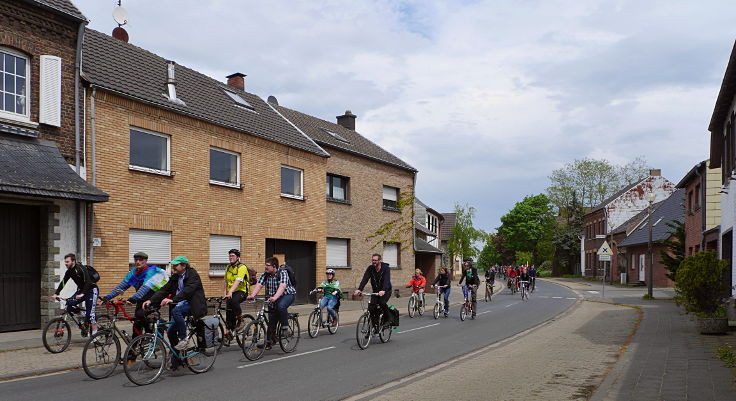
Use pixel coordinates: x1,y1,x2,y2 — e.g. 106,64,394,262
598,254,611,261
597,241,613,256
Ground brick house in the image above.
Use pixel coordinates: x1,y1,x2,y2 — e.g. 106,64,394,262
581,170,675,280
272,104,417,292
81,29,330,303
413,197,444,289
675,160,721,257
0,1,109,331
616,189,684,287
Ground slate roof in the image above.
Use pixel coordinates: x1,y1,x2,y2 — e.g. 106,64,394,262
82,29,328,158
0,134,108,202
415,222,435,236
611,200,665,235
440,213,456,241
27,0,87,21
272,104,416,172
618,189,685,247
415,237,443,254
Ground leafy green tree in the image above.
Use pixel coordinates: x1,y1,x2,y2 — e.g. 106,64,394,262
551,194,585,276
498,194,555,263
515,251,533,266
674,251,731,316
658,219,686,282
477,233,501,269
446,203,483,264
492,232,516,265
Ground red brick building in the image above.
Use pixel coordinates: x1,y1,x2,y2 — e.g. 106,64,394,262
675,160,721,256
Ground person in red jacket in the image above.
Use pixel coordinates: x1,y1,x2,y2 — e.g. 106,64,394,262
406,269,426,307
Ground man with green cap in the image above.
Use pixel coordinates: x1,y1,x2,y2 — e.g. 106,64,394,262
101,251,168,337
144,256,206,367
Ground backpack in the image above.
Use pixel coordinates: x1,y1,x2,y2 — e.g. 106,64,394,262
247,266,258,286
83,265,100,283
279,264,297,287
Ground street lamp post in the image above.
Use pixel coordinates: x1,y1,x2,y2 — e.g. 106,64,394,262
646,193,656,298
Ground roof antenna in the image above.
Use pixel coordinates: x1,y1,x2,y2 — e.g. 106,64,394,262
112,1,129,42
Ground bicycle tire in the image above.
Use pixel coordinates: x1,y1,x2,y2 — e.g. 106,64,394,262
187,333,218,374
356,313,372,350
241,321,266,361
123,334,165,386
215,321,225,351
279,315,300,353
234,314,254,348
327,313,339,335
82,329,120,379
460,305,467,321
408,296,416,318
43,317,71,353
379,323,392,343
418,297,425,316
433,303,440,319
307,309,321,338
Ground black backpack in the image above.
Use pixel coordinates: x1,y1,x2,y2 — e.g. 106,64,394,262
279,264,297,287
82,264,100,283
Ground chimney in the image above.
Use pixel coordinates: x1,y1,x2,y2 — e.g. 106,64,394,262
226,73,246,91
649,169,661,177
336,110,356,131
166,61,177,100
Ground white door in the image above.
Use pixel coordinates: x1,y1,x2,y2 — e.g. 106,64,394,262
638,254,646,281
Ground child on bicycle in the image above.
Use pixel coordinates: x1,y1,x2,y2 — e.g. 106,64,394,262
317,269,342,325
405,269,426,307
432,267,451,316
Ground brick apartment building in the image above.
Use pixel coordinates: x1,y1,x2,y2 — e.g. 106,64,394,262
676,160,721,256
273,104,417,292
81,29,331,303
0,0,108,331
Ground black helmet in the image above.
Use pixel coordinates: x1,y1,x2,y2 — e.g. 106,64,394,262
228,249,240,257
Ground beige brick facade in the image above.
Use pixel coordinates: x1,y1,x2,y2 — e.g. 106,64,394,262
85,91,327,297
324,148,415,291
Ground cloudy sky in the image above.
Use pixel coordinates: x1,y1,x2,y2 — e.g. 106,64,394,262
74,0,735,232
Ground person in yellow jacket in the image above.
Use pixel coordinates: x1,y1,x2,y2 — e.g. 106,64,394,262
223,248,250,346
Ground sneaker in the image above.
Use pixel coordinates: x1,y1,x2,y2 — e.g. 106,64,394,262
331,319,338,327
174,339,189,351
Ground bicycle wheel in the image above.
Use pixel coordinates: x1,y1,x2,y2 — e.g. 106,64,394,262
327,312,339,335
95,314,112,330
279,315,300,353
379,323,392,343
241,321,266,361
43,317,71,353
356,313,372,350
234,314,254,348
460,304,467,321
82,329,120,379
407,296,416,318
187,333,218,374
123,334,165,386
418,297,425,316
308,309,321,338
433,303,440,319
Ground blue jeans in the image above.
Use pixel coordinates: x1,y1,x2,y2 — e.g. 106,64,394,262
67,287,99,324
320,296,338,318
167,302,191,344
439,287,451,313
267,293,295,343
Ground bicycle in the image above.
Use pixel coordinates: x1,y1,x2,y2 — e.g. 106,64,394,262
122,305,218,386
459,285,477,321
407,286,425,318
530,276,536,293
307,289,340,338
43,297,111,354
519,280,529,301
355,292,394,350
82,298,145,379
432,285,449,319
206,296,254,349
484,280,494,302
240,297,300,361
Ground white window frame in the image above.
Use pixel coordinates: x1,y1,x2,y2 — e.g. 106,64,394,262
128,127,171,176
382,185,399,210
281,165,304,200
209,147,241,188
0,47,31,123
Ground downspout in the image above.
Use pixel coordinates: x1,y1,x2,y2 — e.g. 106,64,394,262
74,21,86,258
89,87,97,266
695,166,705,250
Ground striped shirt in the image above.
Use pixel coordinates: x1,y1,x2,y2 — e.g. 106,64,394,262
258,269,296,297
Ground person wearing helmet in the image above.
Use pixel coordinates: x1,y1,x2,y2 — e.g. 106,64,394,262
317,269,342,325
223,248,250,346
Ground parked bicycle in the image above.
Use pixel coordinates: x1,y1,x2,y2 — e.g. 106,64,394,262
519,280,529,301
432,285,449,319
355,292,393,350
122,305,218,386
240,297,300,361
307,289,340,338
460,285,476,321
43,297,110,354
206,296,254,349
484,280,493,302
407,286,425,318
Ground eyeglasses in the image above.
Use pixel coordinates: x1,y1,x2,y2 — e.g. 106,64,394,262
265,264,274,267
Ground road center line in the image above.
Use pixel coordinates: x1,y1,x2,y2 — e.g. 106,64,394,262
477,310,493,315
397,323,439,334
504,304,514,308
236,346,335,368
552,296,563,299
566,297,578,300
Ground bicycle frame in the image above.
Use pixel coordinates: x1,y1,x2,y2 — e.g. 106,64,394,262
100,300,138,343
147,316,199,361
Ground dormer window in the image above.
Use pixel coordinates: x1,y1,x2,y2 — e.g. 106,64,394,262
224,90,255,111
321,128,349,143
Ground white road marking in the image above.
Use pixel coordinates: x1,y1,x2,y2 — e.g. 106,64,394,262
237,346,335,368
552,296,563,299
397,323,440,334
538,296,549,298
477,310,493,315
566,297,578,300
504,304,514,308
587,290,599,294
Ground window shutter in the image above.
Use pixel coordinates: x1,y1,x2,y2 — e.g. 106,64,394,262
210,235,241,264
382,186,398,201
383,242,398,267
129,229,171,265
39,55,62,127
327,238,348,267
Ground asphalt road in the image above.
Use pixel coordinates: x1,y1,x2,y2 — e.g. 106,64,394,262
1,280,579,401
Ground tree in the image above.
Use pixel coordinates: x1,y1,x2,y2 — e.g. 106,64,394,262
515,251,533,266
492,232,516,265
551,194,585,276
446,203,483,265
366,188,414,251
498,194,555,263
659,219,686,282
477,233,502,268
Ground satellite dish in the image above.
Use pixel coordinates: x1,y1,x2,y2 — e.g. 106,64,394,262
112,6,128,26
267,95,279,105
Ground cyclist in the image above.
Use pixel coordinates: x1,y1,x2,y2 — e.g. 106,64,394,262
519,267,531,291
223,248,250,346
405,268,426,308
485,266,496,294
353,253,392,327
101,251,167,337
458,260,479,317
431,267,451,317
51,253,99,336
508,266,519,291
529,265,537,291
247,256,296,350
143,256,207,371
316,269,342,326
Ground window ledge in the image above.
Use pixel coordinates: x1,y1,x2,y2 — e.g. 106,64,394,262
0,114,37,128
281,193,305,201
383,206,401,213
208,271,226,277
327,197,351,205
210,180,242,189
129,165,173,177
389,265,402,270
327,265,352,269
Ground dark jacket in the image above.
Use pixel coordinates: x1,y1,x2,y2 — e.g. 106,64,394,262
358,262,392,293
55,263,96,295
150,267,207,319
432,273,450,287
458,267,480,286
